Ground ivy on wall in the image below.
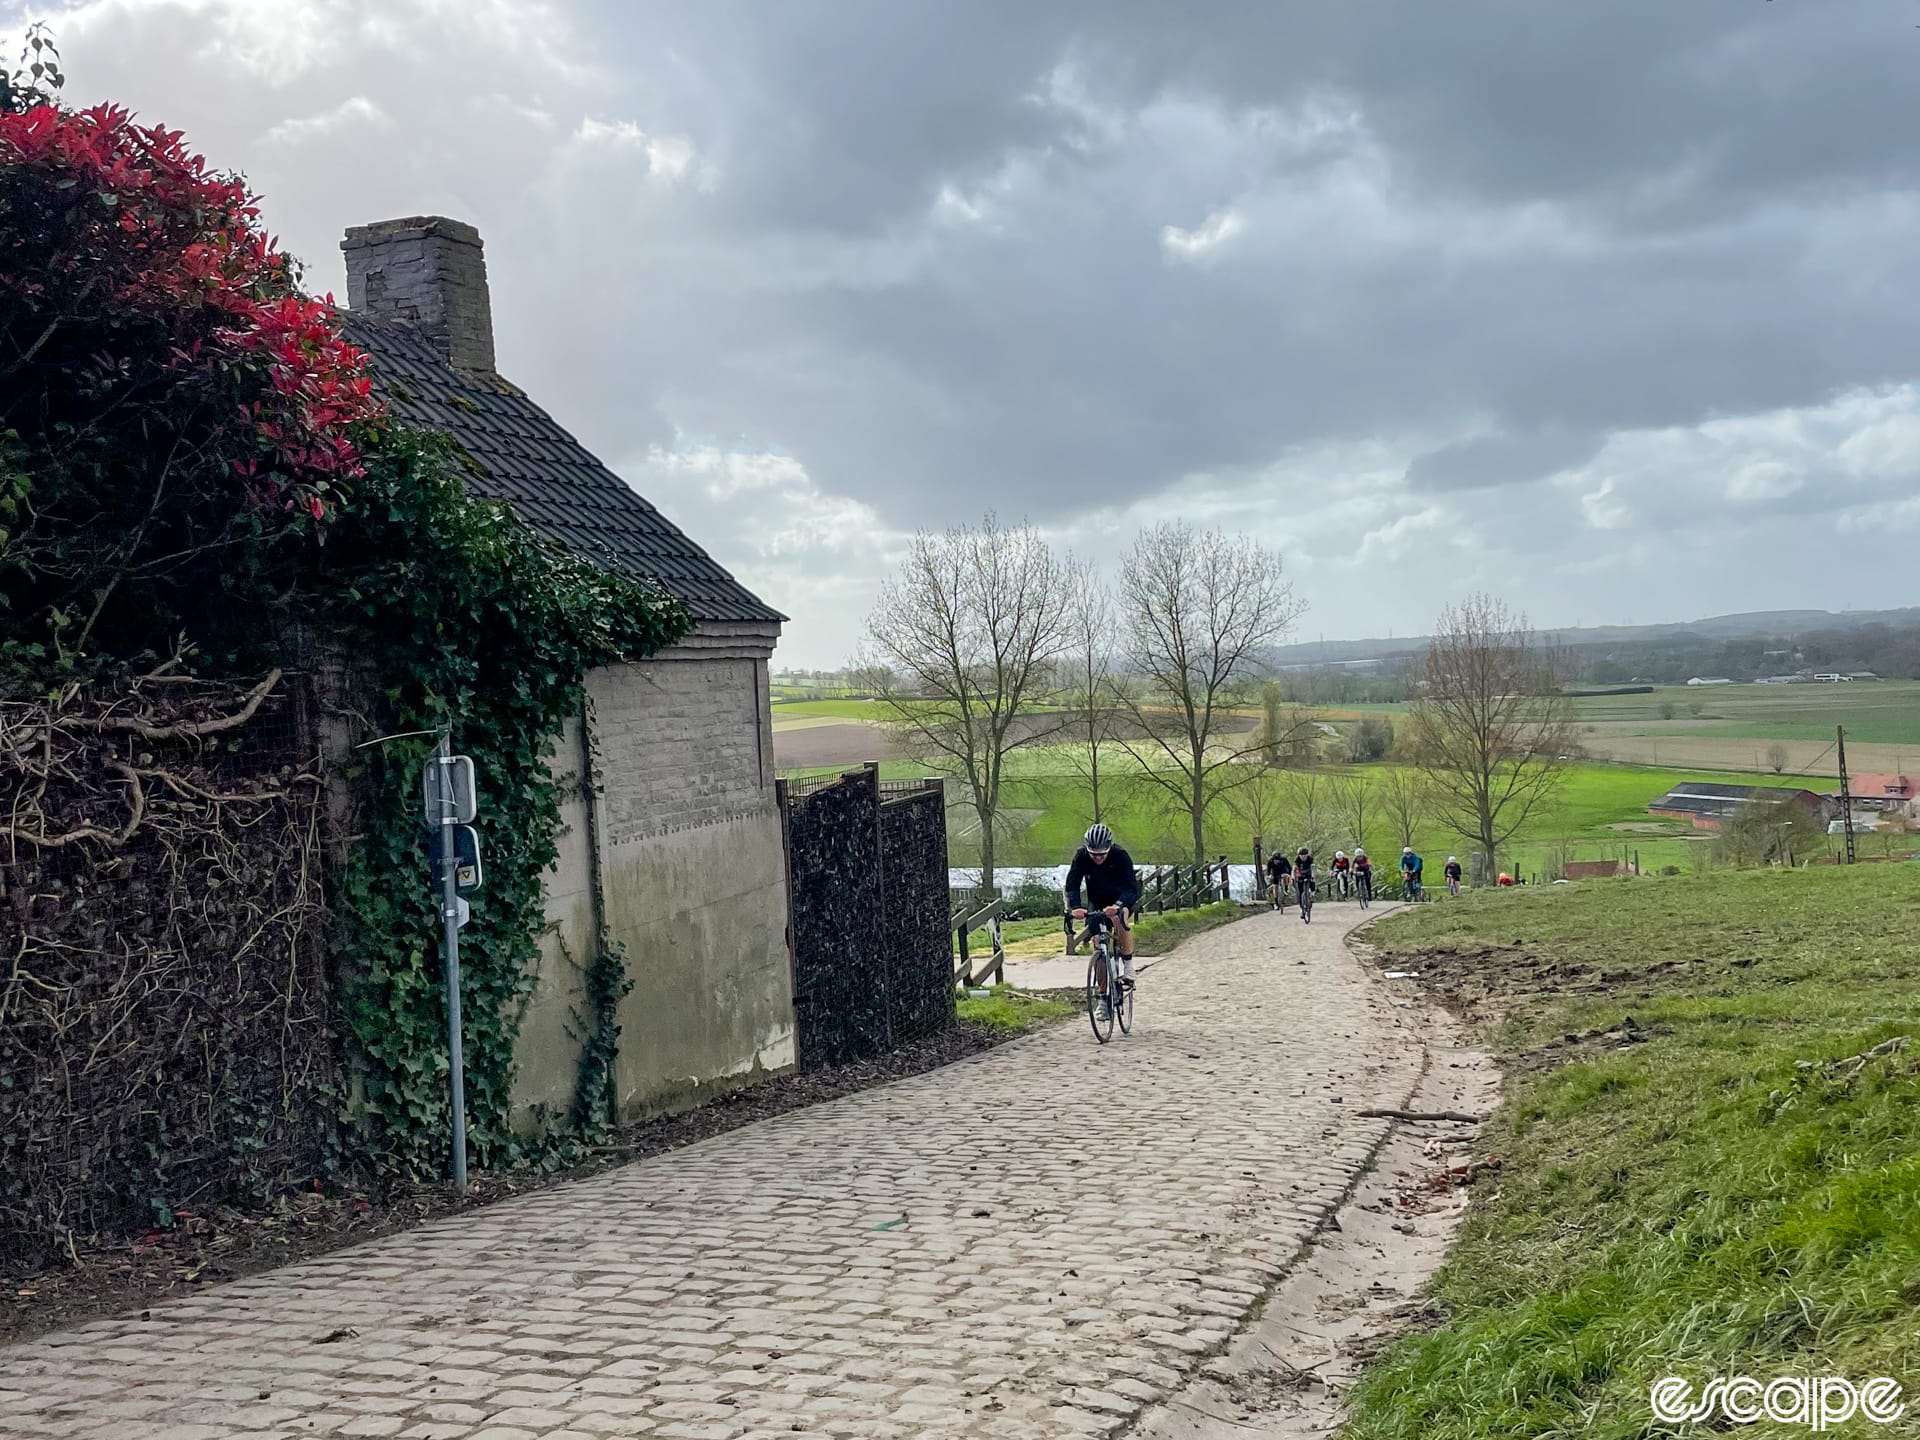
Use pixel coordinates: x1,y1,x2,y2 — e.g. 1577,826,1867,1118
310,428,686,1177
0,38,690,1225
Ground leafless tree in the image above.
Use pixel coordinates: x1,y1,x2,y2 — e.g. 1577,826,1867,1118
1254,680,1321,769
866,514,1074,890
1058,568,1123,822
1114,522,1305,865
1224,764,1287,859
1408,593,1577,866
1766,740,1790,774
1378,765,1428,851
1283,769,1334,858
1331,772,1372,856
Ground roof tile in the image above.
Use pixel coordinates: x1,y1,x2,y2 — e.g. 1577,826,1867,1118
342,314,784,626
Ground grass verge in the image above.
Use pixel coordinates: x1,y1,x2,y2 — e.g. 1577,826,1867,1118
1345,866,1920,1439
954,986,1077,1034
1131,901,1246,955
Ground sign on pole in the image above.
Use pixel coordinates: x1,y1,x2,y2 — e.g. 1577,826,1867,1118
422,754,477,827
427,736,477,1192
432,823,485,895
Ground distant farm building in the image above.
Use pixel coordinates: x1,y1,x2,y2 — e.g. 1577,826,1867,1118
1648,782,1830,830
1685,676,1733,686
1845,774,1918,819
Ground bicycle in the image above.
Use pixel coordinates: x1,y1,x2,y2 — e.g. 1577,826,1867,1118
1297,878,1315,924
1266,875,1291,912
1074,909,1132,1043
1333,869,1351,902
1355,870,1373,909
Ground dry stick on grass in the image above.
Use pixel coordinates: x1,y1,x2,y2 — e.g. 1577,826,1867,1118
1358,1108,1485,1123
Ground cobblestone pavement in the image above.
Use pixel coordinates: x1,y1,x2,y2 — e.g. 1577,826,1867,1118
3,907,1423,1440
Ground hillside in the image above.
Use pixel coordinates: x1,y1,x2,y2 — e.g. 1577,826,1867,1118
1269,606,1920,668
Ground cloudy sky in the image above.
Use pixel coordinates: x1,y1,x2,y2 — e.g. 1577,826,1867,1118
9,0,1920,665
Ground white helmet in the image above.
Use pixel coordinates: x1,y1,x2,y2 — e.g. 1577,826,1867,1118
1448,856,1457,864
1335,850,1345,859
1403,846,1413,855
1354,847,1366,857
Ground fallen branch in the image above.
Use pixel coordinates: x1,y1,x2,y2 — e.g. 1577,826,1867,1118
59,668,282,739
1359,1108,1484,1124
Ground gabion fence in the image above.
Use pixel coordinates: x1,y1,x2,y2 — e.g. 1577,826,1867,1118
777,766,954,1070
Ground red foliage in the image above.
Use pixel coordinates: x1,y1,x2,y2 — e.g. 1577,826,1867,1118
0,101,380,524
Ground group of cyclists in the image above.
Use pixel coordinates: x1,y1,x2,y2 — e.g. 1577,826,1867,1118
1264,843,1431,908
1063,823,1486,1024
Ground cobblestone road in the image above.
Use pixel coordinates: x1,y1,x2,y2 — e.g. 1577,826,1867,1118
2,908,1423,1440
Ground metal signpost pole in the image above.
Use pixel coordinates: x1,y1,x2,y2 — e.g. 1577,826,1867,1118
436,728,469,1191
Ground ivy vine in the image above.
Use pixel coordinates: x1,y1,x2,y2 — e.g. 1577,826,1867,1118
307,425,686,1179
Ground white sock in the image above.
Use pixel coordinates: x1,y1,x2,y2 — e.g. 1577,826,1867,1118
1121,955,1135,980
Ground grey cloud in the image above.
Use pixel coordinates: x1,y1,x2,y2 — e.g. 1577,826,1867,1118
24,0,1920,659
1404,431,1602,494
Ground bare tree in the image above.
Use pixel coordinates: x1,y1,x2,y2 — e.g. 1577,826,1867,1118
1058,569,1123,822
1114,522,1305,865
1284,769,1334,858
866,515,1074,891
1254,680,1322,768
1408,593,1577,866
1378,765,1427,851
1224,764,1287,858
1766,740,1790,774
1331,772,1372,856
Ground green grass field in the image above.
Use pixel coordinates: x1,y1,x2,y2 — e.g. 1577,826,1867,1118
769,697,887,720
1566,679,1920,740
965,756,1843,879
1348,865,1920,1439
769,688,1911,878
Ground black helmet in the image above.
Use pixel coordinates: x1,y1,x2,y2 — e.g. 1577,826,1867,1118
1083,823,1113,852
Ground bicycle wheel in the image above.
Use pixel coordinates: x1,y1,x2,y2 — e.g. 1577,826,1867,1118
1086,951,1114,1043
1116,972,1134,1035
1300,889,1313,924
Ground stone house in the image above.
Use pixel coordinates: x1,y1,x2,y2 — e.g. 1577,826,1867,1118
338,215,794,1123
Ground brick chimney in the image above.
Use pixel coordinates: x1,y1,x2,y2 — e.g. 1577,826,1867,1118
341,215,496,372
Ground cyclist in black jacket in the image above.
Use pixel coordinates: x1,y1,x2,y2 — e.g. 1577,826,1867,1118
1066,823,1141,988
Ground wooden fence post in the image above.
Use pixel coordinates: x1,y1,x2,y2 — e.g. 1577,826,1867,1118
1253,836,1265,900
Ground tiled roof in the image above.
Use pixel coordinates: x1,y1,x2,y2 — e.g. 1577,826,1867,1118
340,315,783,626
1649,783,1822,817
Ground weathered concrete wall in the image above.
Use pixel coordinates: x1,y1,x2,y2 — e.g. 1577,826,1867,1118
505,625,793,1127
508,712,597,1128
586,648,795,1117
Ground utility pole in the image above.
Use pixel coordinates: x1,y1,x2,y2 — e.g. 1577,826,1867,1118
1837,724,1856,866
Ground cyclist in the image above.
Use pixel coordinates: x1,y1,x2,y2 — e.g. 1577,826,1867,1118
1331,849,1352,900
1293,846,1316,911
1264,848,1292,911
1066,823,1141,1001
1352,847,1374,903
1444,855,1463,897
1400,845,1424,900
